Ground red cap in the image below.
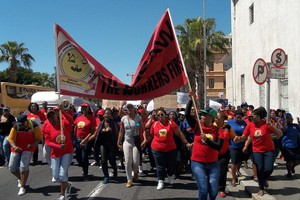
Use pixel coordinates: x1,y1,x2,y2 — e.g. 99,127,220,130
81,103,90,107
138,108,144,114
246,110,252,117
53,106,60,111
97,109,105,115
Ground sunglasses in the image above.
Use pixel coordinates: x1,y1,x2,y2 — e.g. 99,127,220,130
157,113,165,117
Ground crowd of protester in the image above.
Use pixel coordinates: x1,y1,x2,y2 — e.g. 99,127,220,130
1,95,300,200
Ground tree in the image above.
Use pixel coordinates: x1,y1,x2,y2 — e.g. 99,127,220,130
176,17,229,108
0,41,35,83
0,67,55,88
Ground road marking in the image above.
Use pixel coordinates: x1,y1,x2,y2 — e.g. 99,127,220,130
86,182,105,200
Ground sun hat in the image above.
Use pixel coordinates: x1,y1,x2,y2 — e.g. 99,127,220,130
200,107,217,118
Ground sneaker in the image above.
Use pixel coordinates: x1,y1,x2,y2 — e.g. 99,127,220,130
52,177,57,183
167,175,175,185
17,180,21,188
126,181,133,188
103,177,109,184
66,182,72,194
253,176,258,182
90,161,100,166
138,165,143,173
157,180,164,190
4,160,9,168
18,187,26,196
57,195,65,200
219,191,226,198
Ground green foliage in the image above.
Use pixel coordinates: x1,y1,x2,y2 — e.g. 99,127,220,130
0,41,35,82
175,17,229,108
0,67,55,88
0,41,54,88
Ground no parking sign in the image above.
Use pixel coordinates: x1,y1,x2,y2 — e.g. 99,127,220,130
252,58,268,85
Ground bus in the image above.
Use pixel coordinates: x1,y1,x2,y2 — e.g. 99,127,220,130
0,82,53,116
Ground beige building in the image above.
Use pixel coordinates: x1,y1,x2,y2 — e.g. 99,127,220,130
207,52,228,100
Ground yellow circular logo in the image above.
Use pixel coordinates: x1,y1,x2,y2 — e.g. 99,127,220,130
61,47,92,80
56,134,66,144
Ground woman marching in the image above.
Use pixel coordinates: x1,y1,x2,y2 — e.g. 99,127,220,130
117,103,145,188
89,109,119,184
74,103,96,181
185,90,224,200
43,110,74,200
234,107,282,196
142,107,192,190
8,114,43,196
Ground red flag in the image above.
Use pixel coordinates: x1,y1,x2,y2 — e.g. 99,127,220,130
55,9,187,100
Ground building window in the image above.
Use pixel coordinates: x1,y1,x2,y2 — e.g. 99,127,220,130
241,74,245,102
223,79,226,89
249,3,254,24
209,79,214,88
208,63,214,71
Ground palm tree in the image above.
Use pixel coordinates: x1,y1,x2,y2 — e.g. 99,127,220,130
0,41,35,83
176,17,229,108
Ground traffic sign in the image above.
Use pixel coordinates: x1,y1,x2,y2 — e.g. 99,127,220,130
269,67,285,79
271,48,286,68
252,58,268,85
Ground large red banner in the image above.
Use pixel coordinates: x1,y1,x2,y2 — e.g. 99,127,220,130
55,9,187,100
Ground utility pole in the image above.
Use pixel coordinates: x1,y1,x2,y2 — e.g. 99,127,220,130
203,0,207,108
126,73,134,82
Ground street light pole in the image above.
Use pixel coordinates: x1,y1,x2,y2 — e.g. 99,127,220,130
126,73,134,82
203,0,207,108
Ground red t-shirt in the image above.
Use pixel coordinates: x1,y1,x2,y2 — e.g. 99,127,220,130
12,131,36,153
219,127,230,155
243,121,274,153
43,120,73,158
150,120,178,152
191,124,220,163
74,115,96,138
40,108,47,119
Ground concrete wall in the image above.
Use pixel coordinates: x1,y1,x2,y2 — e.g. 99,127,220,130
231,0,300,118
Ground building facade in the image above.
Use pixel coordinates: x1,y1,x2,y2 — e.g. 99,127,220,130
228,0,300,118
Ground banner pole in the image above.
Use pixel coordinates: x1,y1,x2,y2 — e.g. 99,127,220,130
54,24,64,143
167,8,203,134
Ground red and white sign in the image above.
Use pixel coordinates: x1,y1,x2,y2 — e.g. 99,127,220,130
271,48,286,68
252,58,268,85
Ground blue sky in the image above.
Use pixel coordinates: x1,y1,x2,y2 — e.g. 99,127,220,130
1,0,231,84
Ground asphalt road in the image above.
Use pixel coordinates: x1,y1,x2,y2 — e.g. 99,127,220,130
0,145,251,200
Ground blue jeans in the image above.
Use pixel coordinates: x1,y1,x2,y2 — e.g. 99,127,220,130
75,140,91,175
0,135,11,162
191,161,220,200
51,154,73,182
253,151,274,189
151,149,177,181
9,151,33,172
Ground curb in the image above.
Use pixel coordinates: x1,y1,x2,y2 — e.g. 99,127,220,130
238,168,276,200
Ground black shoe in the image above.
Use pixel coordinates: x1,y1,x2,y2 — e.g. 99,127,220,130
285,173,292,178
103,177,109,184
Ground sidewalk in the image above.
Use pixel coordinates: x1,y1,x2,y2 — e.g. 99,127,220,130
236,158,300,200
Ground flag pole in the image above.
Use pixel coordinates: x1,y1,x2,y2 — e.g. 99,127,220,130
54,24,64,144
167,8,204,134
